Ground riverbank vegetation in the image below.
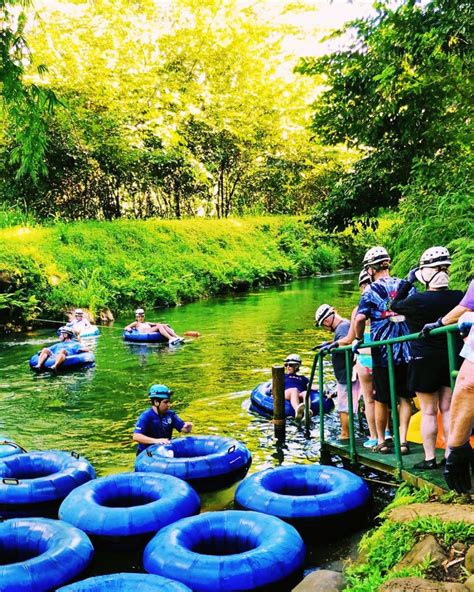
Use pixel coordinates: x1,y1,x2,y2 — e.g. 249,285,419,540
0,216,368,327
0,0,472,321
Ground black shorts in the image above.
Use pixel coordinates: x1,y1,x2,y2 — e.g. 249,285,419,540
408,353,452,393
373,363,412,405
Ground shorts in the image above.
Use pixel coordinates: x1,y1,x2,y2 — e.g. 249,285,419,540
460,326,474,363
357,354,372,374
336,382,359,414
372,363,412,405
408,353,452,393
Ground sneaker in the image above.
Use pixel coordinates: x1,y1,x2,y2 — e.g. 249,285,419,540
414,458,437,470
385,430,392,440
295,403,305,421
169,338,183,346
363,438,378,449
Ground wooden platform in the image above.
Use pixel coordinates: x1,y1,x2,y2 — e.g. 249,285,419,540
321,437,448,493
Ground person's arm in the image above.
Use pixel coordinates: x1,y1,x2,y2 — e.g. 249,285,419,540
442,304,471,326
337,307,358,346
124,321,138,331
180,422,193,434
132,433,170,446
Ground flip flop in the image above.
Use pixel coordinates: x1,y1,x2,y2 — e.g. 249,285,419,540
372,439,393,454
400,442,410,455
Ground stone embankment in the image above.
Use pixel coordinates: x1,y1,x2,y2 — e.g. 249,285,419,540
293,503,474,592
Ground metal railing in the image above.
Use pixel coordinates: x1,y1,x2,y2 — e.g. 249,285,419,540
304,324,461,473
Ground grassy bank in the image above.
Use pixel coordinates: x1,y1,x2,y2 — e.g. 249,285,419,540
0,216,367,327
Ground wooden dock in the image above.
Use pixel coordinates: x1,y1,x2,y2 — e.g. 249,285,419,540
321,437,448,493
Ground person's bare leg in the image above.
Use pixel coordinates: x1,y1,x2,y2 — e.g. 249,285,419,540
417,391,438,460
34,348,51,369
339,412,349,439
398,397,412,445
285,387,302,413
51,349,67,371
447,359,474,447
357,362,376,440
375,401,389,444
438,386,452,458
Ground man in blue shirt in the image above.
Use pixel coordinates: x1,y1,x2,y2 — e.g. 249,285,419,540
33,327,89,371
353,246,415,454
133,384,193,454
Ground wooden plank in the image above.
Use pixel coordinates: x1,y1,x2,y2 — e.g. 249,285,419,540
321,438,448,493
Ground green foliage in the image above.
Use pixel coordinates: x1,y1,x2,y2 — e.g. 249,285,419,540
297,0,473,232
344,484,474,591
0,216,361,327
388,150,473,289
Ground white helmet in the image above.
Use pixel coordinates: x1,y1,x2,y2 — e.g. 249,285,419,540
284,354,302,365
315,304,335,326
419,246,451,268
74,308,84,315
363,246,390,269
358,269,371,286
135,308,145,315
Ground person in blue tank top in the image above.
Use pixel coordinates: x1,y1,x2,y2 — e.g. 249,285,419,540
32,327,89,371
133,384,193,454
353,246,415,455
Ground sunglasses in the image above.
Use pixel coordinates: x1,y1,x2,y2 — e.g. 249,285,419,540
284,363,298,367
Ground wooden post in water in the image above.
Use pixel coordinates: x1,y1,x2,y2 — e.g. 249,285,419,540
272,365,286,442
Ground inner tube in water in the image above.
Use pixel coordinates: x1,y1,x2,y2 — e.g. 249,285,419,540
57,573,193,591
29,351,96,372
122,330,167,343
0,450,96,518
0,517,93,592
0,436,25,459
75,326,100,338
235,464,371,541
59,472,200,546
250,381,334,418
135,436,252,492
144,510,306,592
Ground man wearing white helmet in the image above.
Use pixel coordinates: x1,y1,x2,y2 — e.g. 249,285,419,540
124,308,184,345
32,327,90,372
315,304,352,439
353,246,415,454
391,247,464,470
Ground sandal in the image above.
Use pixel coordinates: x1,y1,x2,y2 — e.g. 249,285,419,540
372,439,393,454
400,442,410,455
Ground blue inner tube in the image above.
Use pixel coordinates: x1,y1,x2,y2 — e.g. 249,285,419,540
29,351,96,372
57,573,193,591
144,510,306,592
0,450,96,517
250,381,334,417
0,436,24,459
0,517,93,592
235,465,371,540
77,326,100,338
123,330,167,343
59,472,200,543
135,436,252,493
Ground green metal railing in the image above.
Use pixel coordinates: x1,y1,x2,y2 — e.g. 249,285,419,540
304,324,461,473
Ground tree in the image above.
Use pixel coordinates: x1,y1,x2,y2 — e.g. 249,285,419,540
0,0,58,181
296,0,473,231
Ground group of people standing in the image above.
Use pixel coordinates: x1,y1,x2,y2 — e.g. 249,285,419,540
312,245,473,493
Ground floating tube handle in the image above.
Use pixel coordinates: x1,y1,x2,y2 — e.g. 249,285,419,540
2,478,20,485
0,440,27,453
71,451,80,459
227,445,236,454
146,450,154,457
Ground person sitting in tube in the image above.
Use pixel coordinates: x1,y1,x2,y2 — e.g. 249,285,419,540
124,308,184,345
132,384,193,455
66,308,92,335
278,354,313,421
33,327,90,372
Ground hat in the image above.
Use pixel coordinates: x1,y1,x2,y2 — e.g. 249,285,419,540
58,327,75,338
148,384,173,399
74,309,84,315
135,308,145,315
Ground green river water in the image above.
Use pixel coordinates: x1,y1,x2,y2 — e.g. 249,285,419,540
0,272,385,580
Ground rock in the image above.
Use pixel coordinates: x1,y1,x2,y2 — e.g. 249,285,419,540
378,577,469,591
292,569,345,592
464,575,474,591
99,308,114,322
466,545,474,574
397,535,447,569
388,504,474,525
